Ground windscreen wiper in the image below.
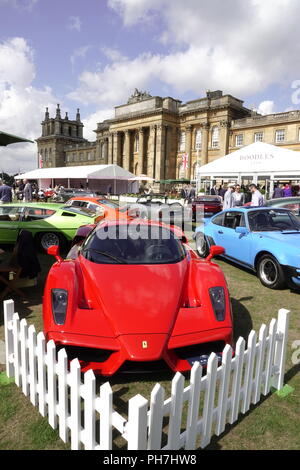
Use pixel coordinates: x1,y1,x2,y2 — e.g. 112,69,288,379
83,248,127,264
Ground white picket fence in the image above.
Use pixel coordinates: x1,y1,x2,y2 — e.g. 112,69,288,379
3,299,289,450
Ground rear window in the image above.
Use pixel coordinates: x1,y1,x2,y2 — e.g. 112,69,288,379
81,224,186,265
60,206,96,218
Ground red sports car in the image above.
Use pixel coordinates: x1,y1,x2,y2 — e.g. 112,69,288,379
191,195,223,221
43,220,233,375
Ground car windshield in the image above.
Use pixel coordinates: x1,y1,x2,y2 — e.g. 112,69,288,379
248,209,300,232
97,199,119,208
81,224,186,265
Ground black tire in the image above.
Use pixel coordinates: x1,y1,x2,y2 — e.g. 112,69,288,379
257,254,286,289
36,232,66,252
196,232,209,258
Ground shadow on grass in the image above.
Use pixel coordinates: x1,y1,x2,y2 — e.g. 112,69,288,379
231,297,253,343
0,248,55,327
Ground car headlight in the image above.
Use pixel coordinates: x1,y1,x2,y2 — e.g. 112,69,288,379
209,286,226,321
51,289,68,325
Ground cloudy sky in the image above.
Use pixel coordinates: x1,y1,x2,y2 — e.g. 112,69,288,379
1,0,300,173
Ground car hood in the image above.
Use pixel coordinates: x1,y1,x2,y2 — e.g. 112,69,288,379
256,230,300,249
78,255,189,336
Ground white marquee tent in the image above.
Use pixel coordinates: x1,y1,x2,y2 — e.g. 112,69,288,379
197,142,300,196
14,164,138,194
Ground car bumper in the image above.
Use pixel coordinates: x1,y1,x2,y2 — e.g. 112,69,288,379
46,328,233,376
282,265,300,289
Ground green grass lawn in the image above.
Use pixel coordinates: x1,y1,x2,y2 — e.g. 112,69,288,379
0,239,299,450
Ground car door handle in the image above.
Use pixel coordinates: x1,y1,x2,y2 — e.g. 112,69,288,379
218,230,223,234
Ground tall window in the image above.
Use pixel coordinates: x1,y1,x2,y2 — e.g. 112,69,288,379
235,134,244,147
275,129,285,143
211,126,219,148
179,131,186,152
195,129,202,150
254,132,263,142
134,133,139,152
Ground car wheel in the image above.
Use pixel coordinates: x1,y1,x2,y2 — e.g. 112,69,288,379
196,232,209,258
257,254,286,289
37,232,65,252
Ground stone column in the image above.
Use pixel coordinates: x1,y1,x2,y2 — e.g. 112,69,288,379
138,128,145,174
113,132,120,165
185,125,193,179
148,125,156,178
201,123,210,165
155,124,166,181
108,132,113,164
124,129,131,171
220,120,231,156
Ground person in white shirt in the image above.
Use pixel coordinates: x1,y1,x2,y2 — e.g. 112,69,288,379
232,185,245,207
223,185,235,209
249,184,264,207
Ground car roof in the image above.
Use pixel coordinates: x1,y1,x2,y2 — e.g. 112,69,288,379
220,206,291,213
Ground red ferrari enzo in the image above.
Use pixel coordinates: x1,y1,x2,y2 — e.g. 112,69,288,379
43,220,233,375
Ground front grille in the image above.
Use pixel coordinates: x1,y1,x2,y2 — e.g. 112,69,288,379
57,345,114,363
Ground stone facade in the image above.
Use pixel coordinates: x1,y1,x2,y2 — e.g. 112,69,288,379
36,90,300,182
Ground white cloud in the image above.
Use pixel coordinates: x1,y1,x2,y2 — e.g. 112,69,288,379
70,45,91,68
69,0,299,109
67,16,82,32
83,109,114,141
257,100,275,115
0,38,59,173
102,46,126,62
0,0,39,10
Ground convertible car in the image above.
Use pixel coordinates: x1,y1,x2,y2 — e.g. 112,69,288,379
195,207,300,290
43,220,233,375
64,196,129,220
0,203,103,251
127,194,192,230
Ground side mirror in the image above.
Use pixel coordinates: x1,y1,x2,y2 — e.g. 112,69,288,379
235,226,249,235
206,245,225,262
47,245,63,263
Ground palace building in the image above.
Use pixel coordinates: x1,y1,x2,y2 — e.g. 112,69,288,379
36,89,300,182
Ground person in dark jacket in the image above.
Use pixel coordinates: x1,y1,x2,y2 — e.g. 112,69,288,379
0,179,12,203
273,184,284,199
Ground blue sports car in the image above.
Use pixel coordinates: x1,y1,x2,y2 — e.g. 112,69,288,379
194,207,300,290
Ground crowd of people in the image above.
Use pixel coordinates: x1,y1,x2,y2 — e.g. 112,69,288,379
0,179,41,204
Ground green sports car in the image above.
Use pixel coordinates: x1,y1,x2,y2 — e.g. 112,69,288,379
0,202,101,251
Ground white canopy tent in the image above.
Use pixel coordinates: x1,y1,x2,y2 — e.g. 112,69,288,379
14,164,138,194
197,142,300,196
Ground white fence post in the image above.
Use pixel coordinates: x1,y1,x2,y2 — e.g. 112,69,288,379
216,344,233,435
28,324,37,406
230,337,245,424
99,382,113,450
201,353,218,448
46,340,57,429
185,362,203,450
272,309,290,390
57,348,68,443
3,299,15,378
69,358,82,450
12,312,21,386
83,369,96,450
148,383,165,450
37,332,46,417
20,318,29,396
127,394,148,450
167,372,185,450
263,318,277,395
242,330,257,414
